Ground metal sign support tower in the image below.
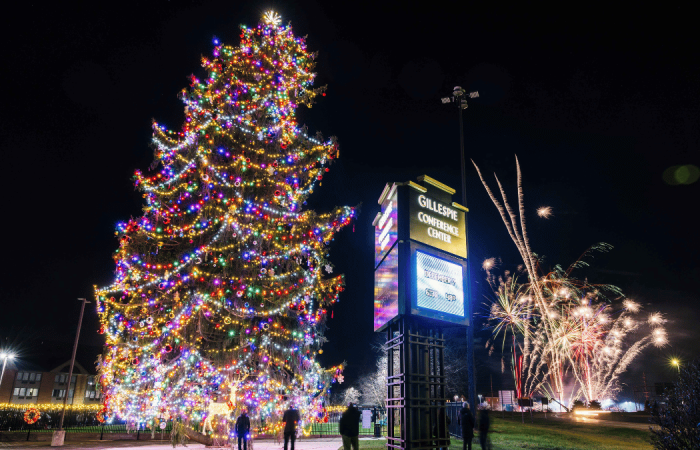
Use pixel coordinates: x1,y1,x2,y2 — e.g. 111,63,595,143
386,317,449,450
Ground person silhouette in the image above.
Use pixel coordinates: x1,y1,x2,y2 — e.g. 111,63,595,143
459,404,475,450
478,409,490,450
235,409,251,450
282,404,301,450
339,403,361,450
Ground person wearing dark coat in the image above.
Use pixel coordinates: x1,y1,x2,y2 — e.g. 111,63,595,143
235,410,251,450
478,409,491,450
338,403,361,450
282,406,301,450
459,405,475,450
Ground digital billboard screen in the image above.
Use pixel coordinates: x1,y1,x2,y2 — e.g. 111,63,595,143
374,244,399,331
415,250,464,318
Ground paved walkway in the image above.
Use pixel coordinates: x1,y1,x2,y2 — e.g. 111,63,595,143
0,437,346,450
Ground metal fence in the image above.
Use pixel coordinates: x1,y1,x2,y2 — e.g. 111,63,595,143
307,406,386,437
0,406,177,436
446,402,466,437
0,405,390,438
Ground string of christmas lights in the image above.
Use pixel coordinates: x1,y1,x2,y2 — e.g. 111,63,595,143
95,11,354,435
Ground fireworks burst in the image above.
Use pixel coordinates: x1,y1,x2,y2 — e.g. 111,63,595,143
623,299,641,313
475,157,668,407
537,206,553,218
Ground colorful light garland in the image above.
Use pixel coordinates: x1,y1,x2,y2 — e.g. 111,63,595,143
95,11,354,433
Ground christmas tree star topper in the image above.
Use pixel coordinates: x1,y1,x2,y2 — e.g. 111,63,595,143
263,10,282,26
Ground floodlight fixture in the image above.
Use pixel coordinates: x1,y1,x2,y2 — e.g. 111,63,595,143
441,97,452,104
469,91,479,99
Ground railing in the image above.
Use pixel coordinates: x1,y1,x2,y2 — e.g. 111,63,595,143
445,402,464,437
0,406,178,436
306,407,387,437
1,405,389,438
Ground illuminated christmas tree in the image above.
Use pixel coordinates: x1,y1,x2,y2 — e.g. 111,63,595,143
95,11,353,434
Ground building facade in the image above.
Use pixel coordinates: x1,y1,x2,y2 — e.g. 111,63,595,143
0,361,101,406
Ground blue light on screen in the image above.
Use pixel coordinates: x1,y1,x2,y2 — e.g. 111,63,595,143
416,251,464,317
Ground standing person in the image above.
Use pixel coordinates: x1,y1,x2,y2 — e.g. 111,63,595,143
235,409,251,450
339,402,361,450
282,404,301,450
459,404,475,450
478,409,490,450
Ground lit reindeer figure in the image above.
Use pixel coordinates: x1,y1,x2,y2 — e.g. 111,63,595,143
201,375,243,435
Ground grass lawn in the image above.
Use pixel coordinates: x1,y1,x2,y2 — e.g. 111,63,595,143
349,416,652,450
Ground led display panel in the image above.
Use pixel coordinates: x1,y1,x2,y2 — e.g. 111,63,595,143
374,245,399,331
415,250,464,317
374,184,398,267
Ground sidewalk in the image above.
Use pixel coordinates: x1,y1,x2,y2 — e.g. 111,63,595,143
0,437,345,450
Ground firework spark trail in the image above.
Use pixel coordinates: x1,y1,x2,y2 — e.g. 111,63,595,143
477,157,668,406
475,160,553,395
515,157,540,385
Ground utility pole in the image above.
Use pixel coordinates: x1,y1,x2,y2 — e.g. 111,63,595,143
52,298,90,447
441,87,479,417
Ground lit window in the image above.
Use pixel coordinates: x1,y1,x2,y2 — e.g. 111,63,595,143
13,388,19,396
19,388,26,396
52,389,66,398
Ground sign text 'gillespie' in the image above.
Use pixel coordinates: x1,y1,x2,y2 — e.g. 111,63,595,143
410,192,466,258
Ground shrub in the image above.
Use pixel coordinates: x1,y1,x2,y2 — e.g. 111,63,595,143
651,360,700,449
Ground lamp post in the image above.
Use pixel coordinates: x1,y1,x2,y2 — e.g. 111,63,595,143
671,358,680,373
52,298,90,447
441,86,479,417
1,352,16,397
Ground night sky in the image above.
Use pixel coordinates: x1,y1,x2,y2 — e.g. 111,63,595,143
1,1,698,400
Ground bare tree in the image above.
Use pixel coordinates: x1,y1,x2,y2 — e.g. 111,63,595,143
357,355,388,406
341,387,361,405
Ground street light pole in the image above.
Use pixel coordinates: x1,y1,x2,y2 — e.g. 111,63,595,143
0,352,16,396
52,298,90,447
442,86,479,416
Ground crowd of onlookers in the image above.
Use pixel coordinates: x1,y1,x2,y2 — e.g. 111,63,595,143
230,402,491,450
